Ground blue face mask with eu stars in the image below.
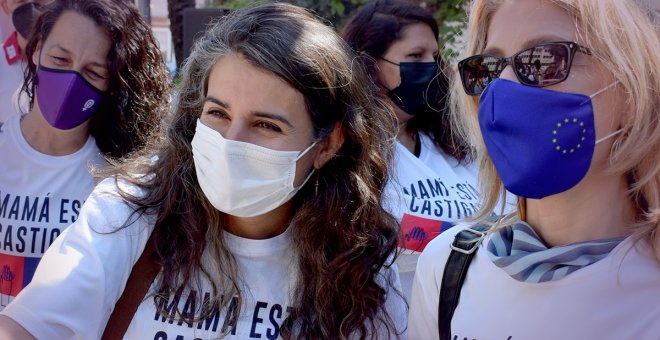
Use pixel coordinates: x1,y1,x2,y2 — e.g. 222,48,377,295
478,78,618,199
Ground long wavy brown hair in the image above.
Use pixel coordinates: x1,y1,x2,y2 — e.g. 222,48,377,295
109,2,403,339
21,0,170,158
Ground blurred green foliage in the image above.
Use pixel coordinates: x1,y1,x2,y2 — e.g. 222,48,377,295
205,0,467,62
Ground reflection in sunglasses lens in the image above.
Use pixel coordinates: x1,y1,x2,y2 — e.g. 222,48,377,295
514,44,569,87
462,56,496,96
459,43,580,96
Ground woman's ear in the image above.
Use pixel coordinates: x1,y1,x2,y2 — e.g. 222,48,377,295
313,121,344,169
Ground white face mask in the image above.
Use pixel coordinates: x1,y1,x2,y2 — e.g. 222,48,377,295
191,119,317,217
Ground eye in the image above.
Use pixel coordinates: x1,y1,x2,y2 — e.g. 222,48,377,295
255,121,282,133
50,55,68,66
205,108,229,120
85,69,106,81
407,53,423,59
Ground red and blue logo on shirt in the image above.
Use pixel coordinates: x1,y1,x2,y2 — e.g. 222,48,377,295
0,254,40,306
399,213,454,252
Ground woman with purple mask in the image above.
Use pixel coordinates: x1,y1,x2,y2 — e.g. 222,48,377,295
0,3,405,339
0,0,169,310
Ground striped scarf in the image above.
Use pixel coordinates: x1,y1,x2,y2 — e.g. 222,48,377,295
486,221,624,282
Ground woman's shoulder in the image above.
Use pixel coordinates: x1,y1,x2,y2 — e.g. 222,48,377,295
417,223,473,272
88,177,140,206
83,177,152,233
419,132,477,172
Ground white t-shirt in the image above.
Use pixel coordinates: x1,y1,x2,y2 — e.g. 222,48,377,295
0,47,25,123
383,133,480,300
409,224,660,340
0,114,105,310
2,179,408,339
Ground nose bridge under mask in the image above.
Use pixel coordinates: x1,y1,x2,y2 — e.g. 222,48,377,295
398,62,439,83
386,61,440,115
192,119,319,217
36,66,104,129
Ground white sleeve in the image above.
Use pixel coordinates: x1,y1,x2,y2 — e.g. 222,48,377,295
380,262,408,339
408,226,464,340
0,179,153,339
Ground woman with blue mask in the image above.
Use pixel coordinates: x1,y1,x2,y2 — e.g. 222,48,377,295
0,0,169,311
410,0,660,339
0,3,406,339
342,0,487,301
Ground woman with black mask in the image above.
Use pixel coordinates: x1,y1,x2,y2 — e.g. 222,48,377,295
342,0,486,300
0,0,48,121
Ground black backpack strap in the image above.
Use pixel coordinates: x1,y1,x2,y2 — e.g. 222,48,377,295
438,224,490,340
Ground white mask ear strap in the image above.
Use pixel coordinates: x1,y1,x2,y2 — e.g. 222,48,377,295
589,80,620,99
295,141,318,161
595,128,623,144
295,169,316,190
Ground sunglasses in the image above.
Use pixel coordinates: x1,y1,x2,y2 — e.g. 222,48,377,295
458,41,591,96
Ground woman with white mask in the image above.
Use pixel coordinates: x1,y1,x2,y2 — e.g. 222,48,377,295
0,3,407,339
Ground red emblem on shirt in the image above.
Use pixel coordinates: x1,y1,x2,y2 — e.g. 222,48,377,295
3,31,22,65
399,214,454,252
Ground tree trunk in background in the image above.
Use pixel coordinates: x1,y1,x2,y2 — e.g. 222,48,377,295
167,0,196,72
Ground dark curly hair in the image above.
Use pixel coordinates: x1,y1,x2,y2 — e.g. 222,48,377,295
341,0,468,161
109,2,404,339
21,0,170,158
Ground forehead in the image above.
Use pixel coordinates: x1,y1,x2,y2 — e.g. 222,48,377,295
42,11,111,55
485,0,578,54
206,53,309,121
389,22,438,50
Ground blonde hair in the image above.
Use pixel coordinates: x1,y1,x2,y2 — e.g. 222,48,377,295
451,0,660,258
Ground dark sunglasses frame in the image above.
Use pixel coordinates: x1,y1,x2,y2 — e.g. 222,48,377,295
458,41,591,96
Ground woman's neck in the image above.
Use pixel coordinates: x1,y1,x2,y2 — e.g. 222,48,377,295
397,124,417,154
525,171,635,247
392,100,416,154
20,108,90,156
224,202,293,240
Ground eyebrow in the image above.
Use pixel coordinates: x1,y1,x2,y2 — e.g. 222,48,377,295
483,35,571,56
51,44,108,69
204,96,295,128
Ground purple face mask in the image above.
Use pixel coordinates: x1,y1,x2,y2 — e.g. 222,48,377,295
36,66,104,130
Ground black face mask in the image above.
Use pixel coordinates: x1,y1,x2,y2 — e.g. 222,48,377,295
12,2,44,40
386,61,440,116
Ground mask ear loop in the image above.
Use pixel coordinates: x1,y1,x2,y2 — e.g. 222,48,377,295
425,64,447,113
295,140,318,161
582,80,624,145
595,129,623,144
293,140,320,190
579,80,620,105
